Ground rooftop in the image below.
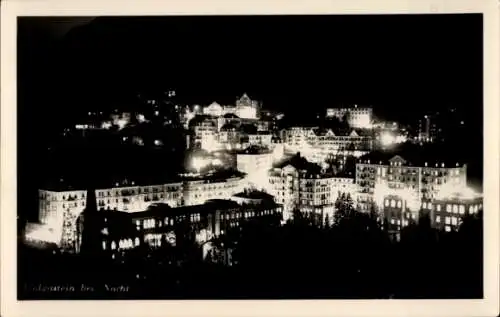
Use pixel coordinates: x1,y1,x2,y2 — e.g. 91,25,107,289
180,169,245,182
233,190,275,201
358,144,468,167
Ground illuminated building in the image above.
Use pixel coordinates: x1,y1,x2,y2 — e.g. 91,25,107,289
417,114,439,143
181,172,245,206
203,102,224,117
235,93,260,119
32,170,245,251
230,190,276,206
98,199,282,254
247,132,273,147
95,181,184,212
34,189,88,248
191,118,219,151
218,123,242,150
421,183,483,232
201,93,260,120
235,148,274,190
283,127,373,163
267,157,357,223
325,105,373,128
357,154,469,218
271,137,285,162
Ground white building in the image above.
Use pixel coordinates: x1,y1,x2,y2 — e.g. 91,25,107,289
356,154,468,214
95,182,184,212
325,105,373,128
34,189,88,250
191,119,219,151
247,132,273,147
203,102,224,117
201,93,260,120
267,159,357,223
236,150,274,190
182,175,245,206
31,172,245,251
283,127,373,163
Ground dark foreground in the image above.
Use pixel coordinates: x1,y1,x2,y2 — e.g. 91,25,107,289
18,210,483,300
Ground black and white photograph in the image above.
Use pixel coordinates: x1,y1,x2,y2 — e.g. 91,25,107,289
2,0,500,316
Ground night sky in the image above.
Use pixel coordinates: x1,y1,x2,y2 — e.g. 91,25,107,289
18,15,483,127
17,15,483,219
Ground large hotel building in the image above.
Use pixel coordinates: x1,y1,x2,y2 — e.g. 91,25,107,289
282,127,373,163
325,105,373,129
30,171,246,252
355,152,480,239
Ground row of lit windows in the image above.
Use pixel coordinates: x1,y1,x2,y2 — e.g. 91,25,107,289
105,238,140,251
97,187,181,197
423,202,481,214
435,216,460,226
136,213,203,230
61,202,85,209
385,199,403,208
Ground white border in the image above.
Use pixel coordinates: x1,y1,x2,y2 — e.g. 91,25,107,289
1,0,499,317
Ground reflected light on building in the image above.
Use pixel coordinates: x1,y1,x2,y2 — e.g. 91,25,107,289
192,157,210,172
435,183,481,201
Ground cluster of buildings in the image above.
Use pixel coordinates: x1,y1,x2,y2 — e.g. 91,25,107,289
325,105,373,129
186,94,282,153
27,148,482,252
25,97,482,255
282,126,374,163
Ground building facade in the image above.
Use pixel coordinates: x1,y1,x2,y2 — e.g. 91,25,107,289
325,106,373,128
356,154,468,215
267,161,357,223
283,127,373,163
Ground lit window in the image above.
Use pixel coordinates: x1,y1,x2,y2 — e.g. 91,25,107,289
385,199,389,207
390,200,396,208
135,237,140,246
451,217,458,225
111,241,116,250
459,205,465,214
437,205,441,212
474,205,478,213
445,217,451,225
397,201,402,208
452,205,458,214
436,216,441,223
469,205,474,214
446,204,451,212
445,226,451,232
390,219,395,225
102,241,106,250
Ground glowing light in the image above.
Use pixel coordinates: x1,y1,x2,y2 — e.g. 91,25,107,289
380,132,396,146
192,157,210,172
101,121,112,129
395,135,407,143
137,114,146,123
116,119,128,130
435,183,480,201
24,224,61,245
212,158,223,166
154,139,163,146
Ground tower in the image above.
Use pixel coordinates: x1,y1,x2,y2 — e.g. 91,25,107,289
79,186,102,255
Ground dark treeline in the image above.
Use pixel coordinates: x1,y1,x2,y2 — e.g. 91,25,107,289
18,197,483,300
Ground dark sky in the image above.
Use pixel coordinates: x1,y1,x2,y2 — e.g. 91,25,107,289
18,15,483,125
